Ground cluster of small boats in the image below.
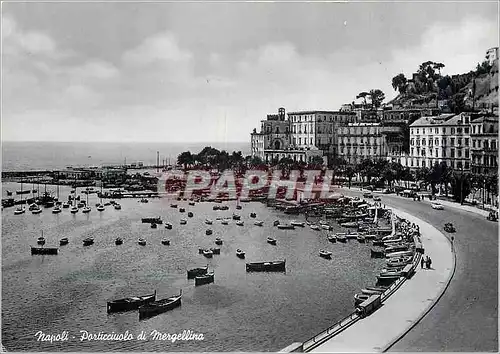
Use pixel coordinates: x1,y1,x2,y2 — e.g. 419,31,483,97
107,290,182,320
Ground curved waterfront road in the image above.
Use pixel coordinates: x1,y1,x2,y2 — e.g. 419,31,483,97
338,188,498,352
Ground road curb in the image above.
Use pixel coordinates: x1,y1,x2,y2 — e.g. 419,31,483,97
381,213,457,352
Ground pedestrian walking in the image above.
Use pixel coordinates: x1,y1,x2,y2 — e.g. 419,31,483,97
420,257,425,269
428,257,432,269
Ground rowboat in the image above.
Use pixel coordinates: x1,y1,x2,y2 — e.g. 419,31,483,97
328,235,337,243
310,224,320,231
210,247,220,254
139,291,182,320
273,220,280,226
214,238,223,245
165,223,173,229
187,266,208,279
37,237,46,245
115,237,123,245
179,208,185,213
354,293,370,305
336,234,347,242
277,224,294,230
59,238,69,246
254,220,264,226
232,214,241,220
370,248,385,258
236,249,245,258
161,239,170,245
246,260,286,272
151,223,157,229
142,217,162,224
107,291,156,313
290,221,305,227
180,219,187,225
138,238,146,246
321,224,332,231
187,212,193,218
267,237,277,245
31,246,58,255
340,221,358,228
83,237,94,246
357,235,366,243
319,250,332,259
195,272,214,286
206,229,213,235
221,219,229,225
250,212,257,218
236,221,244,226
203,249,213,258
205,219,213,225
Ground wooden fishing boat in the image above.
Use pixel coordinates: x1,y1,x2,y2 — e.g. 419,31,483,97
138,238,146,246
246,260,286,272
114,203,121,210
142,217,162,224
221,219,229,225
267,237,277,245
170,204,178,208
372,239,385,246
319,250,332,259
59,238,69,246
336,234,347,242
213,205,221,211
232,214,241,220
107,291,156,313
290,221,305,227
37,236,46,245
254,220,264,226
205,229,213,236
310,224,320,231
139,291,182,320
340,221,358,228
187,212,194,217
83,237,94,246
250,212,257,218
236,249,245,258
273,220,280,226
115,237,123,245
205,219,213,225
277,224,294,230
357,235,366,243
180,219,187,225
203,249,213,258
328,235,337,243
188,201,195,206
236,221,244,226
164,223,173,229
361,288,384,295
370,248,385,258
195,272,214,286
187,266,208,279
31,246,58,255
151,223,157,229
321,224,332,231
161,239,170,245
354,293,370,305
214,238,223,245
210,247,220,254
179,208,185,213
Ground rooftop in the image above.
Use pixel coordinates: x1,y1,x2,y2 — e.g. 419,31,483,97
410,114,456,127
287,110,355,115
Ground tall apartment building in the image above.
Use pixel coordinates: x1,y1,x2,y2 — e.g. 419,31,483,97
471,116,498,175
408,113,471,170
337,123,386,164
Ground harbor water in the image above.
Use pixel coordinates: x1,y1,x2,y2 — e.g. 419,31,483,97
2,182,387,351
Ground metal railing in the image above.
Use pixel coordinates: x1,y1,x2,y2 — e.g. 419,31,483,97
302,311,361,351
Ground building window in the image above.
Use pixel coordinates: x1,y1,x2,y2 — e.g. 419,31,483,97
464,127,469,134
465,149,469,158
457,128,462,134
451,138,455,145
416,129,419,134
435,128,438,133
465,161,469,169
465,138,469,146
451,128,455,134
443,150,446,157
435,149,438,157
451,149,455,158
422,160,425,167
422,139,426,146
472,126,476,134
310,138,313,145
435,138,438,145
443,128,446,134
457,161,463,169
423,128,426,134
458,150,462,158
458,138,462,146
492,141,497,150
411,159,414,167
411,148,414,156
299,138,301,145
472,140,476,148
410,139,414,146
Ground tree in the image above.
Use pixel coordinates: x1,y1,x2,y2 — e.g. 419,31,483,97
392,74,408,95
344,166,355,189
369,89,385,109
311,155,325,166
356,92,370,107
177,151,194,169
451,172,472,204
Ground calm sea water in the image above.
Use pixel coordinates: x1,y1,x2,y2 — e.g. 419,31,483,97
1,182,388,352
1,142,250,172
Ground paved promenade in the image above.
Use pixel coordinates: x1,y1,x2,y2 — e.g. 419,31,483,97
336,188,498,351
310,207,454,353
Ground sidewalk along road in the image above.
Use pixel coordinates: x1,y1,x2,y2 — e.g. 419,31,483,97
337,188,498,352
310,207,453,353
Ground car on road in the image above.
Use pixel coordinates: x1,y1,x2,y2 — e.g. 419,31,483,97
431,202,444,210
373,196,381,201
382,188,393,194
363,192,373,198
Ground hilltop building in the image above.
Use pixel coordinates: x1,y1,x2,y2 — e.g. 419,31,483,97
486,47,499,66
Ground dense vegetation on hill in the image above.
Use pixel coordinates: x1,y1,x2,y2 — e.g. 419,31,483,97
389,59,499,113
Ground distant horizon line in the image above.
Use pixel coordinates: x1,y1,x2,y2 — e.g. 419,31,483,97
2,140,249,144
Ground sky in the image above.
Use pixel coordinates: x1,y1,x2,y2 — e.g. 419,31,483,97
2,1,499,143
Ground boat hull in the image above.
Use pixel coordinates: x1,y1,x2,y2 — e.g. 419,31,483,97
31,247,58,255
107,293,156,313
139,296,181,320
246,260,285,272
